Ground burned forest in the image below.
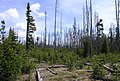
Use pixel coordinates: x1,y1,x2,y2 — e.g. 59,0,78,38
0,0,120,81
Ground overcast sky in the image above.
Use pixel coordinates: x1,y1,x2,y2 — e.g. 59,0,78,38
0,0,116,41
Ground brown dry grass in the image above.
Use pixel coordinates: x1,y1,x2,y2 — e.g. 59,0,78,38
17,64,101,81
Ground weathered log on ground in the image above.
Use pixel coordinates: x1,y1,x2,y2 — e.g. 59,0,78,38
104,65,120,75
46,67,58,75
48,65,67,68
36,69,43,81
103,65,114,73
84,62,93,66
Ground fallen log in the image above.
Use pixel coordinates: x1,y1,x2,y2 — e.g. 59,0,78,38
48,65,67,68
103,65,114,73
46,67,58,75
36,69,43,81
84,62,93,66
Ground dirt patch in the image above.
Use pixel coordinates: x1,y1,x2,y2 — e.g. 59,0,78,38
17,64,101,81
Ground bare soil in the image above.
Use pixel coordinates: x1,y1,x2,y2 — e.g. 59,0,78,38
17,63,101,81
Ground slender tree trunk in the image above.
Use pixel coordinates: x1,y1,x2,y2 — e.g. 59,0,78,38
90,0,92,57
44,11,47,47
54,0,58,49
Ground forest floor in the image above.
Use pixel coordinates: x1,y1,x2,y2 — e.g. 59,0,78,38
17,63,101,81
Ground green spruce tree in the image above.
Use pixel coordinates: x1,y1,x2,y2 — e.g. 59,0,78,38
26,3,36,81
26,2,36,53
0,28,22,81
101,35,108,54
83,38,89,58
0,20,6,42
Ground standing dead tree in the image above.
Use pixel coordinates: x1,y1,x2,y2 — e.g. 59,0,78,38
89,0,93,57
60,12,63,47
115,0,120,52
54,0,59,49
73,17,77,48
48,32,50,47
83,6,86,36
86,0,89,36
44,11,47,47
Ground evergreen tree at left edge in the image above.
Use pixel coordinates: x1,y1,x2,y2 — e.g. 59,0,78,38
0,28,22,81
